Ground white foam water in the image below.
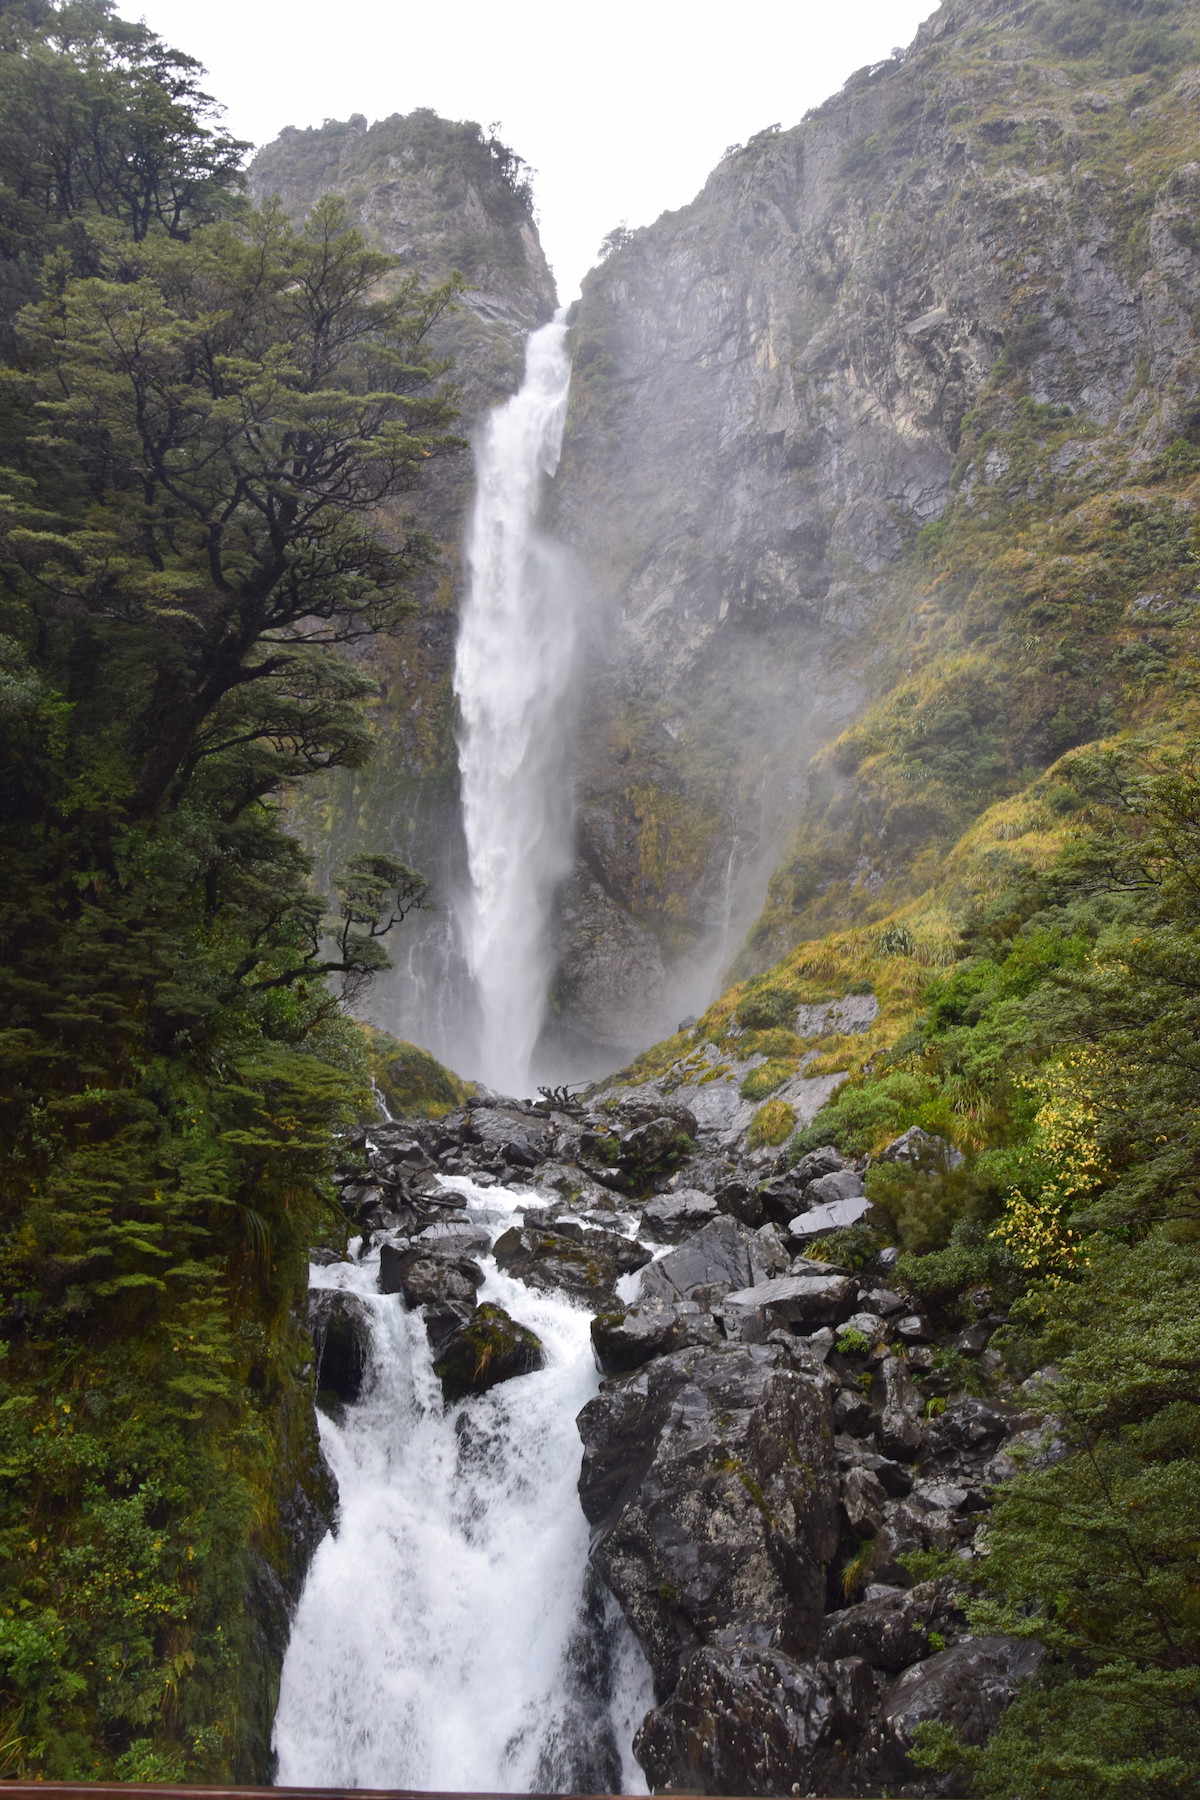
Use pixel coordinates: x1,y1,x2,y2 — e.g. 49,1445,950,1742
453,318,576,1096
272,1181,653,1792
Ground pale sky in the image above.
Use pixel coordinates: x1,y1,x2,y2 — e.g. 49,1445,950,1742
134,0,940,297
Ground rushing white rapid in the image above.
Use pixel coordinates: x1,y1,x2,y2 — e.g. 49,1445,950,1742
273,1180,653,1792
454,319,576,1095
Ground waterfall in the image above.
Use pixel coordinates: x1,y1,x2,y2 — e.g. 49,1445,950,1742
272,1181,654,1792
454,318,576,1096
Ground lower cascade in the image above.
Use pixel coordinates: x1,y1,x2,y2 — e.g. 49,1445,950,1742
275,1083,1055,1796
272,1177,653,1792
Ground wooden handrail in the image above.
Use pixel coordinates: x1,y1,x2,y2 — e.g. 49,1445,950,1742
0,1788,862,1799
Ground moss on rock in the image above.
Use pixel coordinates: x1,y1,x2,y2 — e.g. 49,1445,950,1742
361,1025,475,1118
433,1303,544,1404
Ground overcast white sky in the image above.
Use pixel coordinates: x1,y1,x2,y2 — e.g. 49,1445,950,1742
133,0,939,297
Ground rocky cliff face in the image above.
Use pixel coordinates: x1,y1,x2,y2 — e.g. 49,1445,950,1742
550,0,1200,1038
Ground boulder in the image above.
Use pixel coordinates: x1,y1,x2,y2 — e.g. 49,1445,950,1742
461,1105,549,1166
803,1167,866,1207
878,1355,923,1460
378,1248,482,1310
861,1636,1045,1790
638,1214,756,1306
984,1421,1070,1484
639,1187,718,1240
894,1311,932,1341
621,1114,694,1171
840,1464,888,1535
423,1299,476,1353
789,1194,875,1239
755,1173,806,1226
751,1221,792,1280
590,1301,721,1375
492,1222,651,1301
714,1176,764,1225
836,1441,913,1498
576,1341,839,1688
309,1289,372,1409
794,994,880,1038
634,1645,874,1797
839,1310,889,1348
865,1286,905,1315
877,1125,964,1170
821,1580,961,1674
720,1271,858,1342
792,1144,849,1184
433,1302,544,1404
599,1093,699,1137
925,1396,1013,1462
414,1218,493,1257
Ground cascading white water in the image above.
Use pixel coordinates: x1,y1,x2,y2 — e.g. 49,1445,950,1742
273,1180,654,1792
454,318,576,1095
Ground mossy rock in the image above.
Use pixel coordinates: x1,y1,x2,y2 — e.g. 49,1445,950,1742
360,1024,475,1118
433,1302,544,1403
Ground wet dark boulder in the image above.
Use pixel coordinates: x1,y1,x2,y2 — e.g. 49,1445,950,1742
638,1187,719,1241
576,1341,839,1690
378,1246,483,1309
791,1144,850,1184
857,1636,1045,1793
411,1217,493,1257
720,1269,858,1342
493,1222,651,1301
878,1354,924,1460
590,1301,721,1375
637,1214,755,1306
461,1105,550,1168
580,1096,699,1190
714,1175,763,1225
634,1644,874,1797
820,1580,962,1674
433,1302,545,1404
923,1396,1013,1465
309,1289,372,1411
755,1173,806,1227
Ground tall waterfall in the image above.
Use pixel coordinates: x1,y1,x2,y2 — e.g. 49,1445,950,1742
272,1183,653,1791
454,318,576,1095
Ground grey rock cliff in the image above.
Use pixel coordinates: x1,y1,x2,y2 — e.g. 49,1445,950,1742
545,0,1200,1039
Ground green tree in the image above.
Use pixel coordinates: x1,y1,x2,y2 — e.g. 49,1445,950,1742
0,13,465,1772
0,0,247,331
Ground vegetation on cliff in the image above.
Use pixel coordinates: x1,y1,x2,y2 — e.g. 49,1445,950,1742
0,1,459,1775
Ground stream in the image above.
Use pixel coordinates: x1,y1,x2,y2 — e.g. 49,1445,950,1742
272,1177,654,1790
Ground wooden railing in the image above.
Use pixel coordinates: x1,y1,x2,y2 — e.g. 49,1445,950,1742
0,1787,860,1800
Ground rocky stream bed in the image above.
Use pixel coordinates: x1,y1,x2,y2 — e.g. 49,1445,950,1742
306,1080,1058,1798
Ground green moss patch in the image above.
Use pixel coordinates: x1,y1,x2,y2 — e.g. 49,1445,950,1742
361,1025,475,1118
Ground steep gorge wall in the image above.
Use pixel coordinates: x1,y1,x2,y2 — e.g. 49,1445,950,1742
551,0,1200,1039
